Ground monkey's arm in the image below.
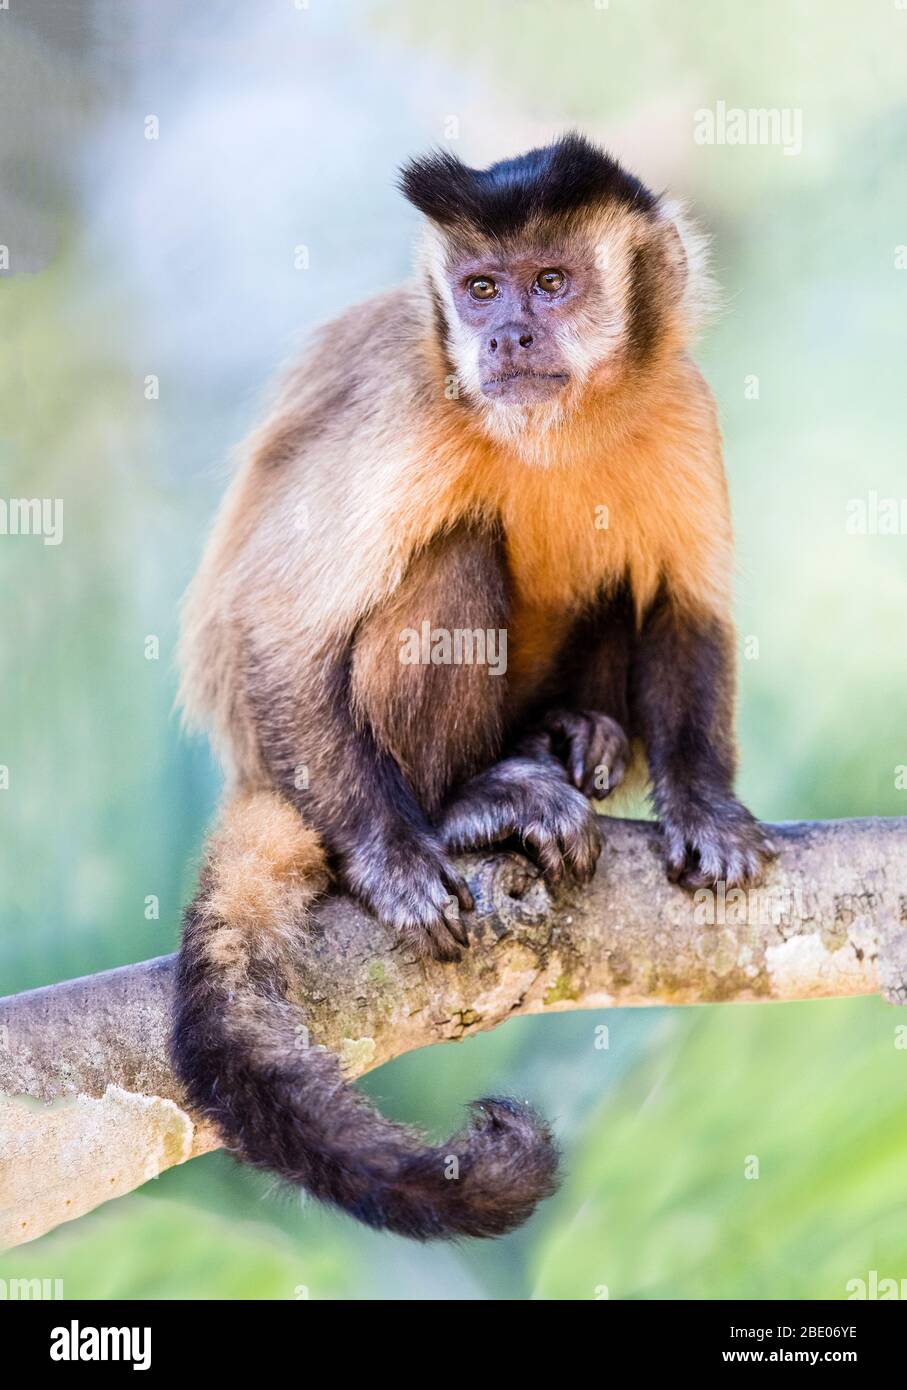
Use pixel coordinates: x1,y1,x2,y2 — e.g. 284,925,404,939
629,589,774,887
248,522,520,960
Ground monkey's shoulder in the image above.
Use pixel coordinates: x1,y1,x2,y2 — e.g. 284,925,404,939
248,284,433,470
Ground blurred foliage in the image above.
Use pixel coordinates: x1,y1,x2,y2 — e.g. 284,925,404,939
533,999,907,1300
0,1197,354,1301
1,0,905,1298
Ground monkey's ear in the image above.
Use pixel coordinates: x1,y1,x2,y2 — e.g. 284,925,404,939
398,150,478,228
648,202,716,331
657,217,689,302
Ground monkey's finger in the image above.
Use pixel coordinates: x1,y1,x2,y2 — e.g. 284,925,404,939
583,719,630,797
578,721,607,792
439,866,475,916
401,913,462,963
695,836,729,885
730,836,775,887
430,932,463,963
436,856,475,911
545,710,590,788
427,911,465,961
438,884,472,943
581,723,619,796
561,824,602,883
568,729,593,790
677,863,715,891
664,826,691,882
441,903,470,948
522,826,566,884
587,755,627,799
561,712,594,789
435,871,473,948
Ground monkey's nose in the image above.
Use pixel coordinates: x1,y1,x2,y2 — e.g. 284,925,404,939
488,324,534,354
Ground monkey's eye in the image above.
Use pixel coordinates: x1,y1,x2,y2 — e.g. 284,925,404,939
468,277,497,300
535,268,566,294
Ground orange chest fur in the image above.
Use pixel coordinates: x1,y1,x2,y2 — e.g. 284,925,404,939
495,464,659,691
428,392,727,696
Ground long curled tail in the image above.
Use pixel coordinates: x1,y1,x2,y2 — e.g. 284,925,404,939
171,791,559,1240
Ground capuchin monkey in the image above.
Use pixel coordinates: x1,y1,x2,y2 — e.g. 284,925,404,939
172,134,774,1241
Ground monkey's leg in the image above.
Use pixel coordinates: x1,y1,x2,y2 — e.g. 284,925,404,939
252,522,508,960
340,523,514,955
630,590,775,889
251,657,473,961
438,749,602,885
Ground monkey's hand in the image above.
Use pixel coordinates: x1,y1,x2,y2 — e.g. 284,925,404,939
528,708,630,798
439,755,601,886
341,829,474,962
662,795,776,890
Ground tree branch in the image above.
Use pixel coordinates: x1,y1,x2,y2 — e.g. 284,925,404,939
2,816,905,1249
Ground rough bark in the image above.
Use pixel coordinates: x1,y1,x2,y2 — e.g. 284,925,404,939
1,816,905,1249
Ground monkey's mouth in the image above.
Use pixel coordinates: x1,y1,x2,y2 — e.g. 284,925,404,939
481,370,570,402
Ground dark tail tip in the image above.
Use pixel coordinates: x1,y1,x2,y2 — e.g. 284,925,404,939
450,1095,561,1238
337,1093,560,1241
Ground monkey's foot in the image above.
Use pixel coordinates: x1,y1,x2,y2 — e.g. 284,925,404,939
342,832,473,962
439,756,602,885
528,708,630,798
662,798,777,890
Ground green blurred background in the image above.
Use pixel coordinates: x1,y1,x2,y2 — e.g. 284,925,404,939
1,0,905,1299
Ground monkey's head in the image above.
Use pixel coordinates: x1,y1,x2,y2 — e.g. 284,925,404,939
400,134,706,440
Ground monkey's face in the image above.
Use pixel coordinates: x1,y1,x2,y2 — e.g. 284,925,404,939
445,246,606,406
403,141,701,448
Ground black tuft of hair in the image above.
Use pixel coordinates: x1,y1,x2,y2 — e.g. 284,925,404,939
399,132,657,239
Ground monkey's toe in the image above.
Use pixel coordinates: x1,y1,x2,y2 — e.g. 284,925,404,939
520,797,602,886
344,835,474,962
665,802,776,891
440,756,602,888
541,708,630,798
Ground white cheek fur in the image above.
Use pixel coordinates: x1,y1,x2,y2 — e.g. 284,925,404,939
446,318,485,399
